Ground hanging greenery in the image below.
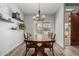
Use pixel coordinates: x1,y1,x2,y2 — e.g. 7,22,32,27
19,23,26,30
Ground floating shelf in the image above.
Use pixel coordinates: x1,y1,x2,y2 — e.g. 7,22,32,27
16,18,24,22
0,18,14,23
12,18,24,22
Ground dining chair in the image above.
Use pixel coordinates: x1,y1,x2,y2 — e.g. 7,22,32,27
24,33,36,56
24,33,32,55
45,33,56,55
24,33,29,55
51,34,56,55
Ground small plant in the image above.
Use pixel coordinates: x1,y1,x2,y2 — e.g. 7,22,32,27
19,23,26,30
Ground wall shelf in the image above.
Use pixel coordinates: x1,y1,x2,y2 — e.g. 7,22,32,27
0,18,14,23
12,12,24,22
12,18,24,22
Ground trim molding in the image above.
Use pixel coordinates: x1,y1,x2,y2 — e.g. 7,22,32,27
5,41,24,56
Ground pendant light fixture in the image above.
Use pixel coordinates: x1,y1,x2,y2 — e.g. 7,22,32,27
33,3,45,21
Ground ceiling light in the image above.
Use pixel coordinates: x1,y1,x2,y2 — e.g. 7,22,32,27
33,3,45,21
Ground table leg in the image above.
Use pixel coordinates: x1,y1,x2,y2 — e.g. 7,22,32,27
41,48,47,56
32,47,47,56
32,48,38,56
52,48,54,56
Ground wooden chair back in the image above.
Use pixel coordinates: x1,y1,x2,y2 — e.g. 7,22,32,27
53,34,56,40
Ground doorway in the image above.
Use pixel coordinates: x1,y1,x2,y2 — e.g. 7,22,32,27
65,9,79,46
64,10,71,46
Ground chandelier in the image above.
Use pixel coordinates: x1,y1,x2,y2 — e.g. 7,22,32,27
33,3,45,21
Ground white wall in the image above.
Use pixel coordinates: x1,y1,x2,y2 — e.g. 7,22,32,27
0,4,24,55
24,14,55,36
55,4,64,48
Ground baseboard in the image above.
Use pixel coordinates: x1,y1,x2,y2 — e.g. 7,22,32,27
4,41,24,56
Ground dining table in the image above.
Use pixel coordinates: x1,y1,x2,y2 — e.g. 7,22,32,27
24,39,55,56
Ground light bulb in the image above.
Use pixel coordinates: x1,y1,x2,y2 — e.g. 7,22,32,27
36,14,39,17
33,16,36,19
42,15,45,18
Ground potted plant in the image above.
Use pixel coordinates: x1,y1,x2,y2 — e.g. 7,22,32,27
19,23,26,30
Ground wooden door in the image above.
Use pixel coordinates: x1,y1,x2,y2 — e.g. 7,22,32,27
71,12,79,45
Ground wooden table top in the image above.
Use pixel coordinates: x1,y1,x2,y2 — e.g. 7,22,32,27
24,39,55,43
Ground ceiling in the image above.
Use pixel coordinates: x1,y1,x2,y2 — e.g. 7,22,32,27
16,3,62,15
